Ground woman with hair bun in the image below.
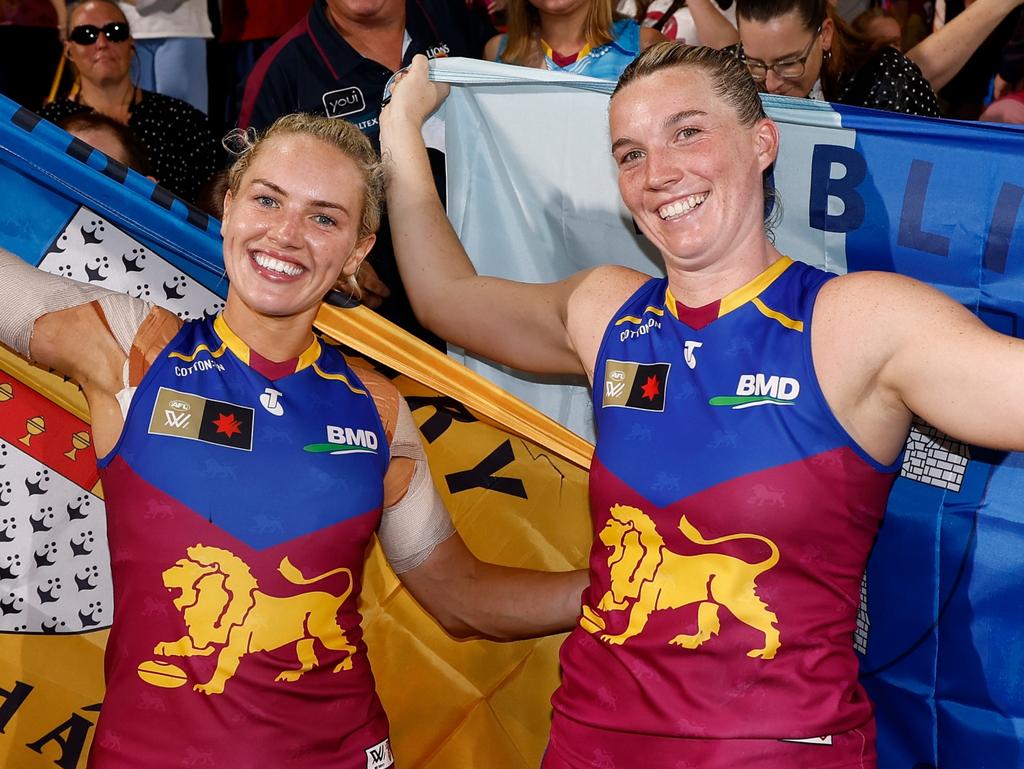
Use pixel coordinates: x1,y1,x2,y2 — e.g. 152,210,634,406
382,47,1024,768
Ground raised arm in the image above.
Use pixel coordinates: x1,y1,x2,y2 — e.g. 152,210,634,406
0,246,171,454
380,55,634,379
906,0,1024,91
813,271,1024,465
686,0,740,48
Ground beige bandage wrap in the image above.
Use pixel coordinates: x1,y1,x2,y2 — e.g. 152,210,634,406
0,246,133,358
378,396,456,574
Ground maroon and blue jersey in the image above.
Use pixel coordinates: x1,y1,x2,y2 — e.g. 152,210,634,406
548,258,898,768
91,314,394,769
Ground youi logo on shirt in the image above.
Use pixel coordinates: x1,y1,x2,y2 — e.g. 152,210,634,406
709,373,800,409
322,86,366,119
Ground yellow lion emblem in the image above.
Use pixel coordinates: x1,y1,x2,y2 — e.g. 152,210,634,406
580,504,781,659
152,544,356,695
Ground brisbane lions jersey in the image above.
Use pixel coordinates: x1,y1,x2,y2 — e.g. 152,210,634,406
91,314,394,769
547,257,898,769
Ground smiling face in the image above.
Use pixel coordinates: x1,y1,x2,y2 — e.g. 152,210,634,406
738,10,832,98
220,133,375,324
609,66,778,273
65,1,133,89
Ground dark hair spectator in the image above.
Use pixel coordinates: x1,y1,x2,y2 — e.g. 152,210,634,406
57,110,153,176
38,0,219,203
734,0,940,115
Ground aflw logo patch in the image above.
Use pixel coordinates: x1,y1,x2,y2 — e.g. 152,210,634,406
148,387,254,450
365,737,394,769
303,425,380,455
602,360,669,412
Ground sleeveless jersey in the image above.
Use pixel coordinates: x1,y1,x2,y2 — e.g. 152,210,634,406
548,258,898,768
90,315,394,769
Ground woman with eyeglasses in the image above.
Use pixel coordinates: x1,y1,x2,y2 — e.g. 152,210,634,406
733,0,940,116
39,0,218,202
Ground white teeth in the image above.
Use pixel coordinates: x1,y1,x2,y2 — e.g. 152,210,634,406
253,253,303,276
658,192,709,220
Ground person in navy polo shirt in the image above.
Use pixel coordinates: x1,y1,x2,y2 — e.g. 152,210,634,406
239,0,493,347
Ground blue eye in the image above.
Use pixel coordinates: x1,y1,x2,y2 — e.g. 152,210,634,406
313,214,336,227
255,195,277,207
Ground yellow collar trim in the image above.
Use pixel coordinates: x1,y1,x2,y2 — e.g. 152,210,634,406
213,314,321,373
542,39,593,63
664,256,794,320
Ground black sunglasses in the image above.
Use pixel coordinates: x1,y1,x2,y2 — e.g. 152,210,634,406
68,22,130,45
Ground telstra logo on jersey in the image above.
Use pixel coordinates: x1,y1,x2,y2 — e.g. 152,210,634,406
709,374,800,409
303,425,379,455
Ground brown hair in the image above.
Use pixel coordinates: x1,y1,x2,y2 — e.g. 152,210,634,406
735,0,882,100
57,111,151,175
612,43,778,226
501,0,616,67
223,114,384,240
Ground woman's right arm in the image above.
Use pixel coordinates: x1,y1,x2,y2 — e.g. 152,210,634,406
380,56,597,377
0,247,160,453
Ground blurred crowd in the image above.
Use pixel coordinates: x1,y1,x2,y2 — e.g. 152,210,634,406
0,0,1020,341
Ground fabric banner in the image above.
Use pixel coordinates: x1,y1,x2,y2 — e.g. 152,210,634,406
0,94,592,769
432,58,1024,769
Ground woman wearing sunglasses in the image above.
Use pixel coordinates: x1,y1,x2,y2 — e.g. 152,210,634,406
733,0,940,116
39,0,218,203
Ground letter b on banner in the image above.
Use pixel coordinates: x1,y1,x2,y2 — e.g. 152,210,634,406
809,144,867,232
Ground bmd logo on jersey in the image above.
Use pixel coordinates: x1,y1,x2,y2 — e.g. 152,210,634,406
709,374,800,409
303,425,379,455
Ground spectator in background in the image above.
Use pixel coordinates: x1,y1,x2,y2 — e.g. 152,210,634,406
117,0,212,113
618,0,739,49
485,0,666,77
58,110,152,174
852,6,903,48
208,0,312,135
918,0,1023,115
238,0,495,349
0,0,65,111
734,0,941,115
40,0,218,202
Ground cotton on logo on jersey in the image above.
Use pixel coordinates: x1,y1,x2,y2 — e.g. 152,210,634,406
709,374,800,409
303,425,379,455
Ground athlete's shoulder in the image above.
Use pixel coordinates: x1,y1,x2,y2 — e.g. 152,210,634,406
350,365,401,442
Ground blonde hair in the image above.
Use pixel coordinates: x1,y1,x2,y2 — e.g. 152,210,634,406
223,114,384,240
501,0,616,67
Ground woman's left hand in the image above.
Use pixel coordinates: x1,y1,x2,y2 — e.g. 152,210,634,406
382,54,451,129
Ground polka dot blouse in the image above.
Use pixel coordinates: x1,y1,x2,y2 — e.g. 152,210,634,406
39,90,219,203
835,46,941,118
